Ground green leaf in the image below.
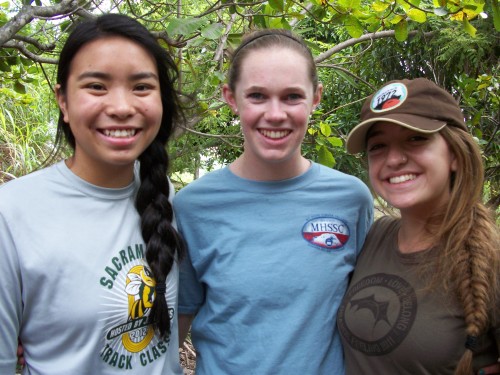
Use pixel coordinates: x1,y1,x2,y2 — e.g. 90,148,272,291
338,0,361,10
14,81,26,94
201,23,224,40
394,19,408,41
0,59,11,72
462,16,477,37
320,122,332,136
318,146,335,168
492,0,500,31
268,0,284,12
166,18,207,37
372,1,390,12
253,15,268,29
327,136,343,147
344,15,363,38
407,8,427,23
390,14,404,24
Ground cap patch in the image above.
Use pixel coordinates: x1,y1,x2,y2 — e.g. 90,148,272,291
370,82,408,113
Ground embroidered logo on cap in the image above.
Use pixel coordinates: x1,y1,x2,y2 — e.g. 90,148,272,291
370,82,408,113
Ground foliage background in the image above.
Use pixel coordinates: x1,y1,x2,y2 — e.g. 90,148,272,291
1,0,499,213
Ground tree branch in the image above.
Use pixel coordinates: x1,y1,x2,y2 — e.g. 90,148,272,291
0,0,81,47
314,30,435,63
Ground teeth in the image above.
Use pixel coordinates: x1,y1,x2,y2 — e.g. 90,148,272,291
260,130,289,139
103,129,136,138
389,174,416,184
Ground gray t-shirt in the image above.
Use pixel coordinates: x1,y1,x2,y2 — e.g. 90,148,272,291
0,161,183,375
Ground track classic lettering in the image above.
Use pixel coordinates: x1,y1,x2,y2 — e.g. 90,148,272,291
98,244,174,369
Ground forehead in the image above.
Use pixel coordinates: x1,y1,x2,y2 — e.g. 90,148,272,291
71,36,157,71
238,47,312,86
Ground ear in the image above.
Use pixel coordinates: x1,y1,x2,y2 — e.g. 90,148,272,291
55,84,69,123
222,84,238,114
450,152,458,172
311,83,323,112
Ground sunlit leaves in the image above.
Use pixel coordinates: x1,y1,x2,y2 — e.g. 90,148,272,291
344,15,363,37
318,146,335,167
407,8,427,22
463,14,477,36
394,18,408,40
372,1,390,12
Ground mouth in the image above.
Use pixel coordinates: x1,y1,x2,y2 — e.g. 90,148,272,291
259,129,291,139
389,174,417,184
101,129,138,138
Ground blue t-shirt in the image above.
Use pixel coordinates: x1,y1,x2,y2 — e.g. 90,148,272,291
174,162,373,375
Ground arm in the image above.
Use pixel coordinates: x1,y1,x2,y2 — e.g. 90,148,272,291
178,313,195,348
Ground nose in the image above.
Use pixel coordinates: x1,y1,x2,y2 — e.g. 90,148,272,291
264,99,287,123
386,145,407,167
105,89,137,119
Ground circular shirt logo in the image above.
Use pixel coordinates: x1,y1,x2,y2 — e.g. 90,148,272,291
338,273,417,355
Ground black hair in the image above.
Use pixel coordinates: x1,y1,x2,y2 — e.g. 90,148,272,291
55,13,185,338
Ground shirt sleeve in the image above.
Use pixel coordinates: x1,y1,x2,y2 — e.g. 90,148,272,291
0,211,22,373
173,201,206,315
178,249,205,314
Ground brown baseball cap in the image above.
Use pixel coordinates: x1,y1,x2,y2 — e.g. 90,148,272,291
346,78,467,154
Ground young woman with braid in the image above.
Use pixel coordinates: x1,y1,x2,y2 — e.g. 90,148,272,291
338,78,500,375
0,14,186,374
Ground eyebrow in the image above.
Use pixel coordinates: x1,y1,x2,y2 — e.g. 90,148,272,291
366,128,383,141
76,71,159,81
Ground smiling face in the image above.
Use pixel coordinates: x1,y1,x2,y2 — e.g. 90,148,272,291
223,47,322,178
366,122,457,218
56,36,162,186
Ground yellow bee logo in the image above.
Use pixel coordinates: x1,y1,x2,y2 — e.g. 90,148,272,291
122,265,156,352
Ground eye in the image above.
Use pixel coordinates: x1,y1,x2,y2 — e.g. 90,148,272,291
86,82,105,91
247,92,265,101
286,93,303,101
367,142,385,153
409,135,428,142
134,83,154,92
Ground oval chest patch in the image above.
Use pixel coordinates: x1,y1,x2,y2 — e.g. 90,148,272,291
302,217,350,250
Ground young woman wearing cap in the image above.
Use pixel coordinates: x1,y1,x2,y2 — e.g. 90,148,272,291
173,29,374,375
337,78,499,375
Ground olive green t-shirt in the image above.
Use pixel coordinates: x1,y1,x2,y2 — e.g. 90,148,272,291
337,216,499,375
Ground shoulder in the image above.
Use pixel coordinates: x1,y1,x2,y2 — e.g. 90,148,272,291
0,165,64,221
0,165,56,199
370,215,399,236
316,163,369,188
313,163,372,201
174,168,227,203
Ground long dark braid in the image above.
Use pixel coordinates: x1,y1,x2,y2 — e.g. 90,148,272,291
136,140,185,338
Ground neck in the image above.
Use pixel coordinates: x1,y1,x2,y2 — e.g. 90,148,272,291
65,157,135,188
229,154,311,181
397,216,435,253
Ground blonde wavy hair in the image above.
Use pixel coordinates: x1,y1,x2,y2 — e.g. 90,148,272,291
425,126,499,375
